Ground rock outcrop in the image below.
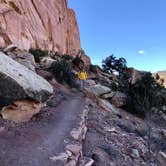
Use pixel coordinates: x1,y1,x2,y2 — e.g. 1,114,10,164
0,0,81,56
85,84,111,96
1,99,42,123
155,70,166,88
127,68,147,84
0,52,53,107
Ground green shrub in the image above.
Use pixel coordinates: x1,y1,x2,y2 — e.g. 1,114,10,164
49,59,77,88
62,54,73,61
72,56,84,70
126,73,165,117
29,48,48,63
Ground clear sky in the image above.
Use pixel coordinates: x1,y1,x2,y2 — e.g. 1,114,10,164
68,0,166,72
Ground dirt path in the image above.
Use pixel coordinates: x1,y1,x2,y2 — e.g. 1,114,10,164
0,93,85,166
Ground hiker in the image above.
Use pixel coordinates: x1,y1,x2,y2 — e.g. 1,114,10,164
77,69,87,90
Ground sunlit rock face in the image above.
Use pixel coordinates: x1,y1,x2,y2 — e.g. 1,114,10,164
0,0,81,55
155,70,166,88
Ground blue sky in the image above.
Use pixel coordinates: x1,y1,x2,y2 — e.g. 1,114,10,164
69,0,166,72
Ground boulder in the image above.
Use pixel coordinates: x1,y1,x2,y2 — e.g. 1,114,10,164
65,141,82,155
115,119,136,133
0,52,53,107
49,151,72,163
99,99,121,116
3,44,17,52
96,73,113,87
85,79,96,86
40,57,56,69
79,157,94,166
36,68,54,81
7,51,36,71
158,151,166,166
1,99,42,123
86,84,111,96
161,129,166,139
101,92,115,99
111,92,127,107
131,149,140,158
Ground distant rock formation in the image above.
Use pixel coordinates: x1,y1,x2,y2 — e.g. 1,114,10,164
155,70,166,87
0,0,81,56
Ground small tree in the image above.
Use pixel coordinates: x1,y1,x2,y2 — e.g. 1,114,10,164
72,56,84,70
62,54,73,61
102,54,127,76
127,72,164,116
29,48,48,63
49,59,77,87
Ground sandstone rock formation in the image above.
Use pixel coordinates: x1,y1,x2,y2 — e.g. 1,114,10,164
1,99,42,123
0,52,53,107
155,70,166,88
0,0,80,56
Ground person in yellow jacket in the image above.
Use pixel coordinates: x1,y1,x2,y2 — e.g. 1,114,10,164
78,70,87,90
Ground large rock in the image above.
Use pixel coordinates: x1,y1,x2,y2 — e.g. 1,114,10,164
1,99,42,123
99,99,121,116
111,92,127,107
85,79,96,87
102,92,115,99
7,50,36,71
0,52,53,107
79,157,94,166
86,84,111,96
40,57,56,69
0,0,80,56
158,151,166,166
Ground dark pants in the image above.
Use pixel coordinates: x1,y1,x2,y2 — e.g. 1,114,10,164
79,79,85,90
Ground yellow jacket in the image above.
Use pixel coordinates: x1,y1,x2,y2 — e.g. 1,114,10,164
78,71,87,80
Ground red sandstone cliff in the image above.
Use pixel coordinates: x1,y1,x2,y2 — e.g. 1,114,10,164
0,0,81,55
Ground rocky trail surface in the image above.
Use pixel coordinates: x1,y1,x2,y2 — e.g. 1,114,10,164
0,91,85,166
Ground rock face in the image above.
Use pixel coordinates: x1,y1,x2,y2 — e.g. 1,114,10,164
0,0,80,55
0,52,53,107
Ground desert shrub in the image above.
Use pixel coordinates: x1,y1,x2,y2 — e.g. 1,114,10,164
72,56,84,70
49,59,77,87
62,54,73,61
102,54,127,76
126,73,165,117
29,48,48,63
